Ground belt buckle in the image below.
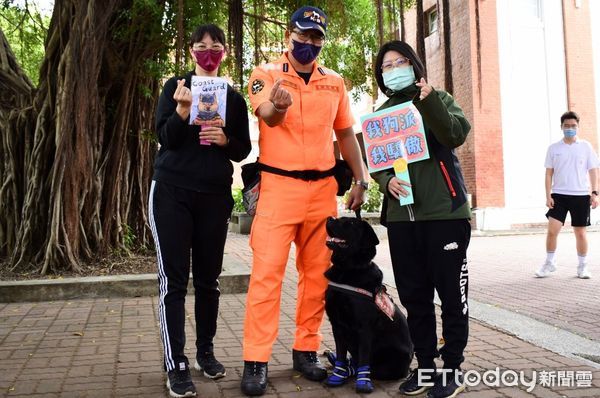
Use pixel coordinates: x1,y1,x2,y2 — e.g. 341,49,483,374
301,170,320,181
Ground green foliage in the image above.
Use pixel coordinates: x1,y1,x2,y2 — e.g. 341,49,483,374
0,3,49,85
318,0,378,98
363,181,383,212
140,129,158,144
2,0,417,94
232,188,245,212
342,181,383,213
122,223,137,250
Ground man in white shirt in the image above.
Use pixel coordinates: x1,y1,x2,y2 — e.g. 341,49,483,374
536,111,599,279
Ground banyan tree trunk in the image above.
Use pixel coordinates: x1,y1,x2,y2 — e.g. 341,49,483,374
0,0,164,274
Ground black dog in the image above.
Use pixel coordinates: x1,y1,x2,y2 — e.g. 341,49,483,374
324,216,413,393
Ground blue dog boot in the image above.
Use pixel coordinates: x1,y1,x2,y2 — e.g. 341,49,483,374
355,365,374,393
323,351,357,377
324,350,337,367
324,360,350,387
348,358,357,377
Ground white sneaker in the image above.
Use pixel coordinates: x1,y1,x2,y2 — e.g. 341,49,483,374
577,264,591,279
535,261,556,278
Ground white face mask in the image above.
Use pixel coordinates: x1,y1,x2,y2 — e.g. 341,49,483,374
382,65,416,92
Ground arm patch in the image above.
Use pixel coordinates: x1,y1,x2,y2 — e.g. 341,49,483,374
251,79,265,95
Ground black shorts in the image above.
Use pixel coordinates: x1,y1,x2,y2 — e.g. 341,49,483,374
546,193,591,227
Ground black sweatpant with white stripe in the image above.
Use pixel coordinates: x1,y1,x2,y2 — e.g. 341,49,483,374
387,219,471,370
149,180,233,372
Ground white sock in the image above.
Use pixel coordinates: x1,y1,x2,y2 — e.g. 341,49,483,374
546,252,556,263
578,254,587,266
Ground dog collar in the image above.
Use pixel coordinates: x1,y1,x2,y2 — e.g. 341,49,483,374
328,281,373,298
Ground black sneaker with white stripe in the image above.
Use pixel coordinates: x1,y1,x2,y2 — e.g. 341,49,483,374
399,367,437,395
166,365,196,398
194,351,226,379
427,369,465,398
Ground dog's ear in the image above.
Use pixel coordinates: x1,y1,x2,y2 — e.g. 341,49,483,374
360,220,379,247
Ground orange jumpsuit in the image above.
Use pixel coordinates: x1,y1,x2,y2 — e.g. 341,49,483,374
243,52,355,361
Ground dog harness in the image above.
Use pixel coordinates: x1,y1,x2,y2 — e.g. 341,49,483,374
328,282,396,321
328,281,373,297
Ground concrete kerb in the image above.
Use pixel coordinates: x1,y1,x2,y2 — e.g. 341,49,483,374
0,253,250,303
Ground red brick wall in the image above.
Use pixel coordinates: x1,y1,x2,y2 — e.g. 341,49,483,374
449,1,476,206
466,0,504,208
562,1,599,149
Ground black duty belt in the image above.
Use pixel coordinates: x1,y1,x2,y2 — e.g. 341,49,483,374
257,162,336,181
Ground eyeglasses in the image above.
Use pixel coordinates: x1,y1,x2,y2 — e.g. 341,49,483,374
192,44,225,52
292,30,325,45
381,56,410,72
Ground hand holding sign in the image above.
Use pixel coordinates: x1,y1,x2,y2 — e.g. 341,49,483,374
269,78,293,112
392,158,414,205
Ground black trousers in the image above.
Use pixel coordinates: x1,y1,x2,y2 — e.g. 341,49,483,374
387,219,471,370
148,180,233,372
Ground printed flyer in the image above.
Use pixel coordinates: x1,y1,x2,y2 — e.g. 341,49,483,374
190,76,228,145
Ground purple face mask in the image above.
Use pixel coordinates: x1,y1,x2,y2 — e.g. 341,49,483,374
291,39,322,65
193,49,224,72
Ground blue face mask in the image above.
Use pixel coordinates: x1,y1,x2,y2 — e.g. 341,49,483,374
563,128,577,138
382,65,416,92
291,39,322,65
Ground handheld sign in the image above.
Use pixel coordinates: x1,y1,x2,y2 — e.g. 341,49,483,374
360,101,428,206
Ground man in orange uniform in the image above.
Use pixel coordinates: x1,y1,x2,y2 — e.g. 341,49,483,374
241,6,368,396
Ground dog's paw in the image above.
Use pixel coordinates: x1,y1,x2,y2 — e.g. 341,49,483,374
355,366,374,393
324,360,350,387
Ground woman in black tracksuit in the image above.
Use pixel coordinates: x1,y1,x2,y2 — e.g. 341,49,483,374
370,41,471,398
149,24,251,397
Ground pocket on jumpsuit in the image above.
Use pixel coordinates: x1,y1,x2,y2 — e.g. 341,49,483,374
248,176,274,251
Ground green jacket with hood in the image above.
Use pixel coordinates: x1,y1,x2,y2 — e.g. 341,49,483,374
370,83,471,222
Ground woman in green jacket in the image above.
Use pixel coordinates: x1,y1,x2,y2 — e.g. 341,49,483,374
370,40,471,398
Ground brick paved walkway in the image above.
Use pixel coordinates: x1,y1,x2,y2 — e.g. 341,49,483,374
1,230,600,397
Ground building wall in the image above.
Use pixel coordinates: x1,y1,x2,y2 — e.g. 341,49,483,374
496,0,568,227
450,1,476,208
467,0,505,211
563,0,598,149
593,1,600,143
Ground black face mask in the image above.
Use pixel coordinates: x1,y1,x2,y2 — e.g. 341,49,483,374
291,39,322,64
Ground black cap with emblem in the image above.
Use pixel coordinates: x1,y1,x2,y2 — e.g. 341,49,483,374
290,6,327,35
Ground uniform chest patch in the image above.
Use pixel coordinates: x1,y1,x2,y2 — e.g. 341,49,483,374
316,84,339,92
251,79,265,95
281,80,299,89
